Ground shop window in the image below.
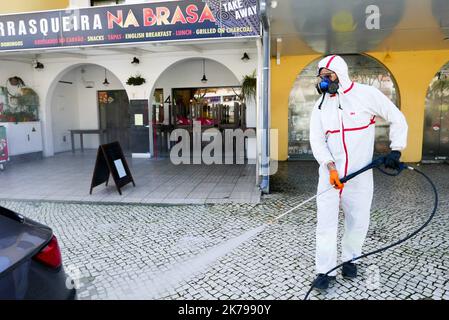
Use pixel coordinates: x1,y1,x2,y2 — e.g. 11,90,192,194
422,62,449,160
172,87,242,129
288,54,399,160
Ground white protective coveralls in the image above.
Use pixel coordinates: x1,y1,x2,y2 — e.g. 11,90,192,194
309,55,408,276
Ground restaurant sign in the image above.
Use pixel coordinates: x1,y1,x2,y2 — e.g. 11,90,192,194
0,0,260,52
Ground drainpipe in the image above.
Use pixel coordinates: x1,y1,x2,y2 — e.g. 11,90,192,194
259,0,270,194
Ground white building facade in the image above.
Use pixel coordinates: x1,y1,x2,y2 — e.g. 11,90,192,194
0,0,263,172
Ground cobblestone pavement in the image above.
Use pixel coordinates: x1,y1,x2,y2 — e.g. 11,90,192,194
1,162,448,300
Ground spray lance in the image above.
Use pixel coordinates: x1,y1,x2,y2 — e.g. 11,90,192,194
267,156,398,224
266,156,438,300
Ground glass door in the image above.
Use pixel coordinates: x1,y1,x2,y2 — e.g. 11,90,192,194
98,90,130,152
423,67,449,160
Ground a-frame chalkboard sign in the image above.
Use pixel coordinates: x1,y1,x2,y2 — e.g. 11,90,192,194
90,141,135,195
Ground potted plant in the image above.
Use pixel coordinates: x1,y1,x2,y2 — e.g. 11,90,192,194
241,71,257,103
126,74,146,86
240,71,257,130
17,87,39,106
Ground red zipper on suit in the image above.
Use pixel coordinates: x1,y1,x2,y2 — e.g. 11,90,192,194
325,116,376,135
341,120,349,179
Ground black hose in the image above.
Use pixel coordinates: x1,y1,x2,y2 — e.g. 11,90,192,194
303,166,439,300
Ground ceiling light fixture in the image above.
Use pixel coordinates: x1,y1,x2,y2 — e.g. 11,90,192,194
241,52,250,61
201,59,208,83
85,81,94,89
103,68,110,86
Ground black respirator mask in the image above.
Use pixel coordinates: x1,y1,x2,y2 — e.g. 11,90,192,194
316,76,339,95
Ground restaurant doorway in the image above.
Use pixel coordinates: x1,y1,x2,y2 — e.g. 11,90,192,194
149,57,250,160
98,90,130,152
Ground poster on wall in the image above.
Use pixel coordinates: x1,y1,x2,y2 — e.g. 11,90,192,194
0,0,260,52
0,85,40,122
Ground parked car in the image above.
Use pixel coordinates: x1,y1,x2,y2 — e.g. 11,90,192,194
0,206,76,299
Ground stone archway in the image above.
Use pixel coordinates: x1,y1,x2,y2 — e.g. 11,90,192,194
45,63,128,155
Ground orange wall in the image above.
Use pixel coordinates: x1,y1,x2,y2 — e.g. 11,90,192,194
271,55,320,161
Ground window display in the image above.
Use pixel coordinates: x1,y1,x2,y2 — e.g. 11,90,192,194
172,87,243,129
422,62,449,160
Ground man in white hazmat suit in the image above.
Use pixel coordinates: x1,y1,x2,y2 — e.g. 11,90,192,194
309,55,408,290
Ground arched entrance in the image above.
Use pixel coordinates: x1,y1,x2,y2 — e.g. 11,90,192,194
149,57,245,157
288,54,400,160
422,62,449,160
48,64,129,154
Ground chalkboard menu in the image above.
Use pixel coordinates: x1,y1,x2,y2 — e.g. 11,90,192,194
90,142,135,195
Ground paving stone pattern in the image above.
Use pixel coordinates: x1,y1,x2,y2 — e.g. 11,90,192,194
1,162,448,300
